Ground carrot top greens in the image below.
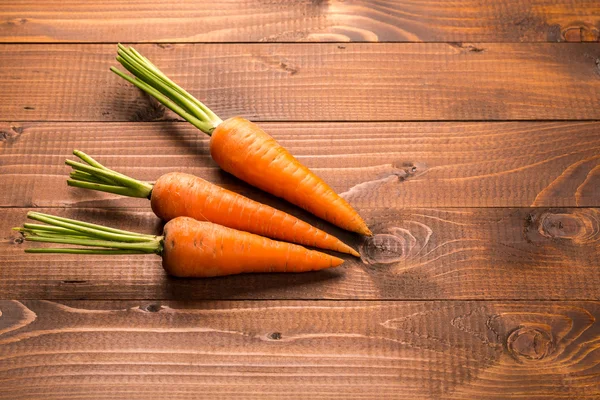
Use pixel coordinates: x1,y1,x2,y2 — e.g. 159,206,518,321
14,212,163,255
111,44,222,134
66,150,153,199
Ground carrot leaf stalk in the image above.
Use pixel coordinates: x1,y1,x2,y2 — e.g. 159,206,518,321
111,44,222,135
14,212,162,255
66,150,154,199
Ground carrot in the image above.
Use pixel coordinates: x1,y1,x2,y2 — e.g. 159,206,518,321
66,150,359,257
15,212,344,278
110,45,372,236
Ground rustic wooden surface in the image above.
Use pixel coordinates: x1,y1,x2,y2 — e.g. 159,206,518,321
2,300,600,399
3,44,600,121
1,0,599,43
2,121,599,208
1,1,599,399
2,206,600,300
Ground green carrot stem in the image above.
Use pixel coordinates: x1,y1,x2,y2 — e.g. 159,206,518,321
65,160,122,179
25,248,147,255
70,170,96,180
70,171,120,186
127,48,189,98
125,46,221,123
65,159,152,197
16,212,163,255
66,150,154,199
27,212,152,238
112,44,222,134
22,223,81,235
23,232,90,240
15,227,89,240
70,171,102,184
72,150,109,170
115,45,207,117
23,235,160,252
110,67,214,133
67,180,148,198
27,212,157,241
70,152,120,185
115,51,211,122
25,216,151,243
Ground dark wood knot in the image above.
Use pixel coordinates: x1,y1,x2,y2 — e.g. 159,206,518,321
267,332,282,340
5,18,28,26
140,303,163,313
360,233,406,264
507,327,554,362
540,213,581,239
525,209,599,245
538,211,599,244
0,125,23,144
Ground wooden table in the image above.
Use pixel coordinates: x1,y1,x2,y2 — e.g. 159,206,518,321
1,1,600,398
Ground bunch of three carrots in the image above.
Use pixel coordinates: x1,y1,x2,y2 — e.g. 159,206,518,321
16,45,371,278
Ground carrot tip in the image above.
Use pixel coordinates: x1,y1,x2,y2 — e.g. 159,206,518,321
349,248,361,258
336,241,361,258
332,256,344,267
360,226,373,236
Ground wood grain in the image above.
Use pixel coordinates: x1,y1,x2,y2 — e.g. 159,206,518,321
2,121,599,208
1,0,599,43
1,300,599,399
2,43,600,122
2,206,599,300
2,2,598,397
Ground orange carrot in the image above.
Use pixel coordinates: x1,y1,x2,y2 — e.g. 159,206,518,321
66,150,359,257
15,212,344,278
211,117,371,236
111,45,372,236
162,217,342,277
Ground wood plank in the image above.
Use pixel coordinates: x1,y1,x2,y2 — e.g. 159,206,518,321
1,300,599,399
2,43,600,122
2,206,599,300
1,121,599,208
1,1,599,43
